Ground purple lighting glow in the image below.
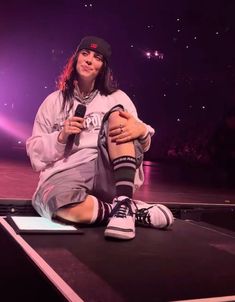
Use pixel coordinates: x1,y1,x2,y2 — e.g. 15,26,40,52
0,0,234,162
0,114,31,142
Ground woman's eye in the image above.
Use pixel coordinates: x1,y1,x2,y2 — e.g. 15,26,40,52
95,56,103,61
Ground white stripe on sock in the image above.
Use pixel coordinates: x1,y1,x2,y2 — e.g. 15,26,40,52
90,195,99,224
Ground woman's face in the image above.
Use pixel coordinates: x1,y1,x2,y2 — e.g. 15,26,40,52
76,49,104,82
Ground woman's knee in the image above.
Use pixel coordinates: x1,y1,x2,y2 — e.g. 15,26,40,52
108,110,126,130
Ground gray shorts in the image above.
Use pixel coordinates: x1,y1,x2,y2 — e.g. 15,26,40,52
32,105,144,219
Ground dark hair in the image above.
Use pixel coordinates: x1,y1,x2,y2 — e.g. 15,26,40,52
57,50,118,110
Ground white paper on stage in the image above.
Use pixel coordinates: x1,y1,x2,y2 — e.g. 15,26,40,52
8,216,83,234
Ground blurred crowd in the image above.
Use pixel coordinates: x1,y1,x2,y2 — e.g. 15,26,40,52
146,106,235,187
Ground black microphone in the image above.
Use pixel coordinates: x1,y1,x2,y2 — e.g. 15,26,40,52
64,104,86,158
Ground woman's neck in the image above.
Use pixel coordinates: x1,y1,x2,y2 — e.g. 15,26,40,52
76,78,95,97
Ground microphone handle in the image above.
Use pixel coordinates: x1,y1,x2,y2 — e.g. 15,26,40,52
64,104,86,158
64,134,76,157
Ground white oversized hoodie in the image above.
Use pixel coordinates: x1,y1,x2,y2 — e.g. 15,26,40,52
26,89,155,192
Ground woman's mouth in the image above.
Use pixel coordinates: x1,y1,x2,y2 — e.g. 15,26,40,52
81,66,92,72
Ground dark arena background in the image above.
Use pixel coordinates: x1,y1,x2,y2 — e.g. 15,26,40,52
0,1,235,301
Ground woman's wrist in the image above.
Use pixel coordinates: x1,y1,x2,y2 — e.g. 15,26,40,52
139,131,150,142
139,124,149,141
57,131,67,144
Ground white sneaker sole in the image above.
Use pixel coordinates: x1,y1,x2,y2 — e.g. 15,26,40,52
104,226,135,240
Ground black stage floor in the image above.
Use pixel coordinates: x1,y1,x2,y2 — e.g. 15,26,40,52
1,218,235,302
0,222,67,302
1,157,235,301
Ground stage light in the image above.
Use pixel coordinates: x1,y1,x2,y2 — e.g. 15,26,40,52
144,50,164,60
158,52,164,59
146,52,151,59
85,3,93,8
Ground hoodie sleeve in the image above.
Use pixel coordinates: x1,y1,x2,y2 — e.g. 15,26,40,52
26,92,66,171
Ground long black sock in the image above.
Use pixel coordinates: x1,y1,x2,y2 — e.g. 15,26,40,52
112,156,137,199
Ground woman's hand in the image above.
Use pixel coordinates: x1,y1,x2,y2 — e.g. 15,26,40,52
109,111,147,144
58,117,85,144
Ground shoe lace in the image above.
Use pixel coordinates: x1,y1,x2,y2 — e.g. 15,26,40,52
135,206,154,225
110,199,134,218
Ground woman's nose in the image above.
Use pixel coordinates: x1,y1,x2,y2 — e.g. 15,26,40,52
85,55,93,65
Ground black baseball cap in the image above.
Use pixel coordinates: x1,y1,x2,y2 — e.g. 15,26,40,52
76,36,112,62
